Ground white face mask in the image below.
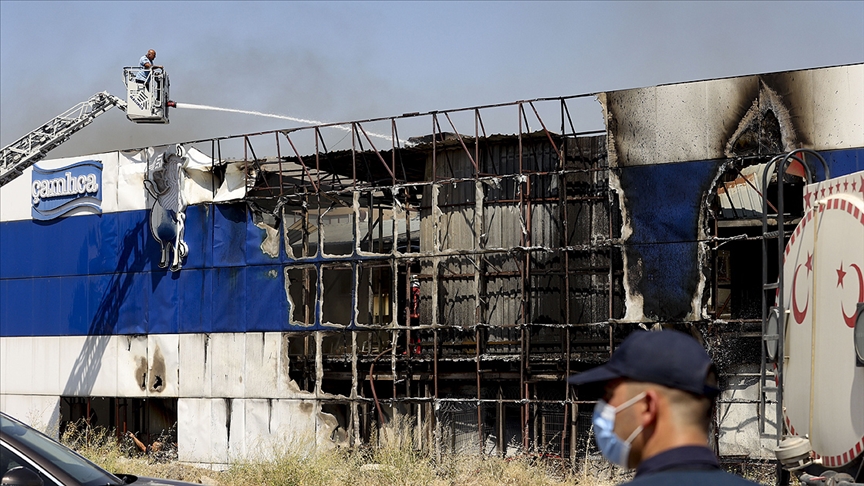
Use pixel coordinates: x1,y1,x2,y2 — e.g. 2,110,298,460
592,391,647,468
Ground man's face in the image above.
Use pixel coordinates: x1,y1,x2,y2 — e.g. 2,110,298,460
147,50,156,61
604,378,646,467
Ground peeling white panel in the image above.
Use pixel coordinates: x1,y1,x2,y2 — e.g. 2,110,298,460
181,147,219,205
210,333,246,398
178,333,211,397
244,333,280,398
4,333,303,402
117,150,148,211
254,221,281,258
147,334,179,396
212,162,248,202
175,398,340,465
0,394,60,436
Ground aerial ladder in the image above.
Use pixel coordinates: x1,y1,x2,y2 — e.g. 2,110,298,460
0,68,172,187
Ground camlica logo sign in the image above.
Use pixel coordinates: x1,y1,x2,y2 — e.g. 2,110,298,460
31,160,103,220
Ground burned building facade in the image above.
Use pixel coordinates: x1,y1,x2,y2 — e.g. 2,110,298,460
1,63,862,465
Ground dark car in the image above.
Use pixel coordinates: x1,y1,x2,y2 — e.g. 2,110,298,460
1,412,197,485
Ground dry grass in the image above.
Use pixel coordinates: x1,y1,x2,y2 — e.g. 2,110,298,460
60,419,766,486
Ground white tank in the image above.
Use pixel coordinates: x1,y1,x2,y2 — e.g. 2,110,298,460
781,170,864,468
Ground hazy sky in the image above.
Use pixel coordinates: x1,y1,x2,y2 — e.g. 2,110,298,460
1,1,862,158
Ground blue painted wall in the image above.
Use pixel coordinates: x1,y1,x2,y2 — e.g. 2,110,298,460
0,203,295,337
616,147,864,321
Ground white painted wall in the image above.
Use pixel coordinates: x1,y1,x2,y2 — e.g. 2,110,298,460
0,332,343,465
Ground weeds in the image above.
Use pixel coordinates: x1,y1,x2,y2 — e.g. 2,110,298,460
59,417,766,486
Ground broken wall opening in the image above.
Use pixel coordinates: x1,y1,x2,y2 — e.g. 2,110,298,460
356,262,395,327
287,265,318,327
283,196,320,259
286,333,316,393
59,397,178,447
322,264,353,326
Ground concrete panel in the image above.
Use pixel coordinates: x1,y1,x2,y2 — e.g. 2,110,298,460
210,333,245,398
89,336,119,397
781,68,816,147
177,398,202,463
244,333,279,398
178,398,229,464
228,399,246,460
178,333,211,397
148,334,179,397
0,166,34,222
705,77,757,158
717,369,776,460
604,65,863,167
812,65,864,151
243,399,273,459
2,337,32,395
116,335,148,397
30,337,61,395
270,399,320,449
655,82,710,164
56,335,118,397
605,86,659,167
0,394,60,437
1,338,15,395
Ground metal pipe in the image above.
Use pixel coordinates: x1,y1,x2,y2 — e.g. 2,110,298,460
369,346,394,426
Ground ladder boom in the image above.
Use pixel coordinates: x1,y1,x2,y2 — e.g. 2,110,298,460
0,92,126,187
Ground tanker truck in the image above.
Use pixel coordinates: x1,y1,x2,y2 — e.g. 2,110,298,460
763,150,864,485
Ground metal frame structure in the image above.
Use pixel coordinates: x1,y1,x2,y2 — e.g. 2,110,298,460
176,95,633,458
159,92,807,462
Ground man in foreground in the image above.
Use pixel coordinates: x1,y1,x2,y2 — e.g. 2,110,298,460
568,330,760,485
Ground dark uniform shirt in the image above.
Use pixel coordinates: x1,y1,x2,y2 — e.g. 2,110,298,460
624,446,761,485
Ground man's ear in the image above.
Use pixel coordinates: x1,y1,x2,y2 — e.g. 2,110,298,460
640,389,660,426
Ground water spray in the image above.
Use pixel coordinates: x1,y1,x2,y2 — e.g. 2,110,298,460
169,101,402,144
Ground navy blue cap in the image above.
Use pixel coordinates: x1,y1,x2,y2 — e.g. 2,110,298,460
567,330,720,397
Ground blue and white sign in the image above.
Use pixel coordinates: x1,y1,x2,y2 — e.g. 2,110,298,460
31,160,103,220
